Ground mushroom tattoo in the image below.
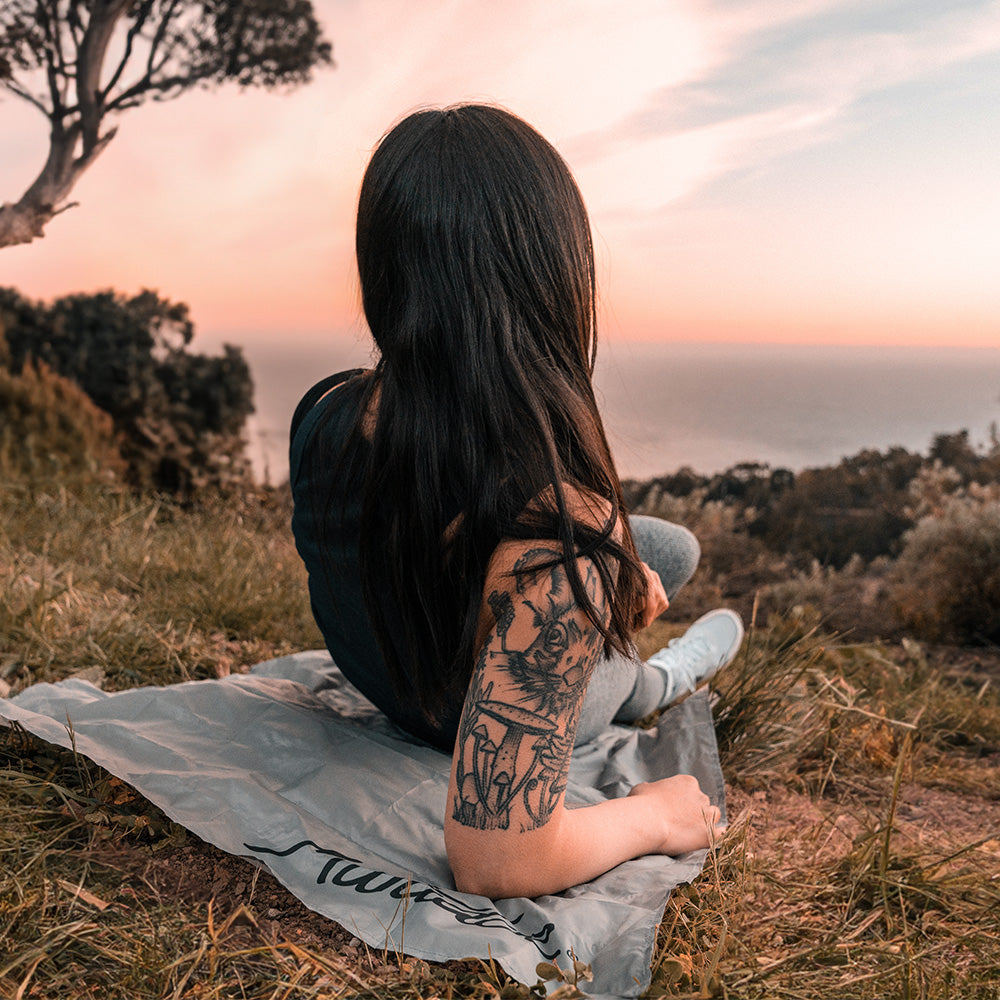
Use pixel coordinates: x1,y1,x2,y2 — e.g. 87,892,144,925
456,698,558,830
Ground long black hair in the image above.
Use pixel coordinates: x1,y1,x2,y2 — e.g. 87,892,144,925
337,104,645,719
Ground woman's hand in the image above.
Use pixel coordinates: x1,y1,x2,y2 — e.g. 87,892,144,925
636,561,669,630
627,775,724,854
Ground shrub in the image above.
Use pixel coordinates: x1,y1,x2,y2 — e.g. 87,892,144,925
0,352,124,484
889,489,1000,644
1,286,254,495
749,447,922,568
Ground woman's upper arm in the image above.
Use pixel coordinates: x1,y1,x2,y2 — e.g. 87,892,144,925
445,540,608,888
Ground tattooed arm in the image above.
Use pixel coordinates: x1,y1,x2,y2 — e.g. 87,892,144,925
445,539,721,899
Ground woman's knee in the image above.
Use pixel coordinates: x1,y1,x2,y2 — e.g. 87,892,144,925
628,514,700,599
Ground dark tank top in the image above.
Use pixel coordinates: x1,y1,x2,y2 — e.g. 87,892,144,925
289,370,464,751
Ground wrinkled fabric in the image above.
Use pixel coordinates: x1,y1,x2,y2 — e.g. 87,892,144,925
1,650,725,998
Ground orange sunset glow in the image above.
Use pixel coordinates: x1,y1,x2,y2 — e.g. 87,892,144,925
3,0,999,356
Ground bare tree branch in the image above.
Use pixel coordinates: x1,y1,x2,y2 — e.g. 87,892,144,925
66,1,84,50
1,78,51,117
35,1,66,122
0,121,116,248
44,0,69,77
77,1,132,149
102,0,187,112
146,0,185,81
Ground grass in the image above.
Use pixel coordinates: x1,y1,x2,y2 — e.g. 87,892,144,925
2,472,1000,998
0,478,321,692
639,609,1000,998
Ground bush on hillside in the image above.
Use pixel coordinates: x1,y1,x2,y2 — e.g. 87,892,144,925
0,286,254,495
889,486,1000,644
0,351,125,484
748,447,922,568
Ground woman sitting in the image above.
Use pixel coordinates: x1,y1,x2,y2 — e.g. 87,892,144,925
290,104,743,899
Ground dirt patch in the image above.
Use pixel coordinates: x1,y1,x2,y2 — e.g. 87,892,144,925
90,838,366,958
728,781,1000,866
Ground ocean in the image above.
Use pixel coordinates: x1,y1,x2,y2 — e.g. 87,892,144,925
240,339,1000,484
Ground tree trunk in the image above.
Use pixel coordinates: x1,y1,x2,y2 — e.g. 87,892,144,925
0,122,116,249
77,1,132,147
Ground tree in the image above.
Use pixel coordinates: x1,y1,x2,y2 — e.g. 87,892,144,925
0,1,332,248
1,285,255,494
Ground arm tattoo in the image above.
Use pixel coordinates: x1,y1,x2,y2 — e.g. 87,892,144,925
452,549,607,833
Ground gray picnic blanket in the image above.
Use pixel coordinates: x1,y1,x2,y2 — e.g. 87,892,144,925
0,650,725,998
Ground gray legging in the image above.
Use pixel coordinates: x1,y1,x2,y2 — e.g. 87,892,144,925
574,514,701,745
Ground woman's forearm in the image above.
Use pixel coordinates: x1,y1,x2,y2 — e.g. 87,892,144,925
446,773,719,899
448,796,659,899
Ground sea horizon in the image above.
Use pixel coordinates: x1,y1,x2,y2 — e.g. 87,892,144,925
237,339,1000,485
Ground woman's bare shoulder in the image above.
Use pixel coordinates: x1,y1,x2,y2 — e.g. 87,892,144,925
518,482,621,537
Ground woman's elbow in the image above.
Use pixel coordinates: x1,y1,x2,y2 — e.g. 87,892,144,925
450,858,540,900
451,862,511,899
446,823,547,899
447,836,514,898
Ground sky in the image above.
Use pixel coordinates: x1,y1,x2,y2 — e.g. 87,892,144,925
2,0,1000,353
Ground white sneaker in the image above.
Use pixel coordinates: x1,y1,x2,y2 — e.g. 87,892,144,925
647,609,744,704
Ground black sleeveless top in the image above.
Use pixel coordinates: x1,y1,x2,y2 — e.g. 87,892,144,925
289,370,465,751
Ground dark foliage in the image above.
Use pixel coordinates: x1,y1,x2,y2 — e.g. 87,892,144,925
749,447,924,567
0,286,254,494
624,437,1000,572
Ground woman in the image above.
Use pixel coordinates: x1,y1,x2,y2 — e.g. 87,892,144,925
290,104,742,899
